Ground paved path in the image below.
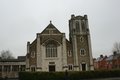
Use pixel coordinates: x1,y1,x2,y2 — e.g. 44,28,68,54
84,77,120,80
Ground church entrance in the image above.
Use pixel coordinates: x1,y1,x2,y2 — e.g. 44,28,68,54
49,65,55,72
81,63,86,71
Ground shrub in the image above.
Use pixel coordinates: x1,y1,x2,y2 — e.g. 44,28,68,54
19,70,120,80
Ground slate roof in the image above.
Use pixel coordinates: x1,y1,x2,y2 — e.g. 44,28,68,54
0,56,26,62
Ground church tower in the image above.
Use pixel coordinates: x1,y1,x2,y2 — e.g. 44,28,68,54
69,14,94,71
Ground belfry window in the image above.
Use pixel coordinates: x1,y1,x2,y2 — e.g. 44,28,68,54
76,21,80,32
46,43,57,57
81,20,85,32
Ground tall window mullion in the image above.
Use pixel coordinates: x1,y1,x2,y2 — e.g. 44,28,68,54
51,46,54,57
50,47,52,57
49,47,51,57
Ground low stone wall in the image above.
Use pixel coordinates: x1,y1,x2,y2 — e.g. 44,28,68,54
1,72,18,78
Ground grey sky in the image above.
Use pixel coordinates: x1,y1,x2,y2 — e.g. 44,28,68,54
0,0,120,58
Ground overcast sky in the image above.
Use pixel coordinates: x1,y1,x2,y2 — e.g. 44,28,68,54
0,0,120,58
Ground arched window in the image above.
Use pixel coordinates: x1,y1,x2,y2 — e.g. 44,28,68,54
76,21,80,32
46,43,57,58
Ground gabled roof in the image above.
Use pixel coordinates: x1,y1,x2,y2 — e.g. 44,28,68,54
95,57,103,62
41,21,61,34
106,53,120,61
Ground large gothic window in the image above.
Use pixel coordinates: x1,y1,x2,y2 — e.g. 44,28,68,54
76,21,80,32
46,43,57,58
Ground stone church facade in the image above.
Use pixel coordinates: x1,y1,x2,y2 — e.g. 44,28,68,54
26,14,94,72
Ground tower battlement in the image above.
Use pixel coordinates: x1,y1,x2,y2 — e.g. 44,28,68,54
71,14,88,20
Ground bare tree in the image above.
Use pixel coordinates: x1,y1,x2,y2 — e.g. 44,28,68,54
113,42,120,53
0,50,15,59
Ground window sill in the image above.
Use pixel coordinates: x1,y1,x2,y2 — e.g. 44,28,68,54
45,57,59,60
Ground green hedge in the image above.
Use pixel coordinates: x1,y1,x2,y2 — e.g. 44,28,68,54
19,72,64,80
69,70,120,80
19,70,120,80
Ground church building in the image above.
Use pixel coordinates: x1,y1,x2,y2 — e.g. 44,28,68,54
26,14,94,72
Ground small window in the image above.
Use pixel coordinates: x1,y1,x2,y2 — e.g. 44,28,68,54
68,50,72,57
80,36,84,42
80,49,86,56
31,51,35,58
68,64,73,71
